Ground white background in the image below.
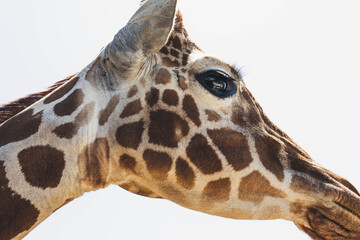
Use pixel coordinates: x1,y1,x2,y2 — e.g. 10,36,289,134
1,0,360,239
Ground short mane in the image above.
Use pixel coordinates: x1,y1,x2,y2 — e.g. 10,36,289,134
0,74,76,124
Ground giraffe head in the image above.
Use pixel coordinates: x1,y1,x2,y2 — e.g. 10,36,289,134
67,1,358,239
3,0,359,239
74,0,360,238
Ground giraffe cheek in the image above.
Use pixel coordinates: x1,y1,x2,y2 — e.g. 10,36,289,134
143,149,172,180
118,154,137,173
148,110,189,148
175,157,195,190
115,120,145,150
202,178,231,202
186,134,222,175
207,128,252,172
183,95,201,127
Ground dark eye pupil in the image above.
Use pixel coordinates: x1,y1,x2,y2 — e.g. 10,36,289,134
195,70,237,98
205,77,227,91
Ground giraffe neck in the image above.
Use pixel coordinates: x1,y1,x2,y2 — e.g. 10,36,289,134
0,60,118,239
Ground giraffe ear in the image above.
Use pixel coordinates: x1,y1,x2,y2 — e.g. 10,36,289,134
104,0,177,72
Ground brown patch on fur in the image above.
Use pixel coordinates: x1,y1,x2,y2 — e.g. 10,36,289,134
127,85,138,98
159,183,188,204
208,129,253,171
290,201,306,216
170,49,179,58
74,101,95,123
231,86,266,128
53,102,95,139
175,157,195,190
52,122,77,139
120,99,142,118
140,77,146,87
78,138,110,188
146,88,159,107
254,134,285,181
172,36,182,51
119,154,137,173
182,54,189,66
54,89,84,116
162,57,180,67
143,149,173,180
0,160,40,240
290,157,332,185
162,89,179,106
238,171,286,204
148,110,189,148
183,95,201,126
43,75,78,105
178,76,188,90
155,68,172,85
240,87,262,125
186,134,222,174
203,178,231,201
160,47,169,55
18,145,65,189
116,120,144,150
0,109,43,147
119,183,131,191
98,94,120,126
135,188,157,198
160,11,200,68
231,106,248,127
205,110,221,122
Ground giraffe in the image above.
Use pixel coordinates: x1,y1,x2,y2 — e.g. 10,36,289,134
0,0,360,239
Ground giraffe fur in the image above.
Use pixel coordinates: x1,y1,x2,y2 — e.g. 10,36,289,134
0,0,360,239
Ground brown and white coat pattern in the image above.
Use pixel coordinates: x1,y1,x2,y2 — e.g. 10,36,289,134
0,0,360,239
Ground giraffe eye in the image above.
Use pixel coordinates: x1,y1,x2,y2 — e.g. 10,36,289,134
196,70,237,98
